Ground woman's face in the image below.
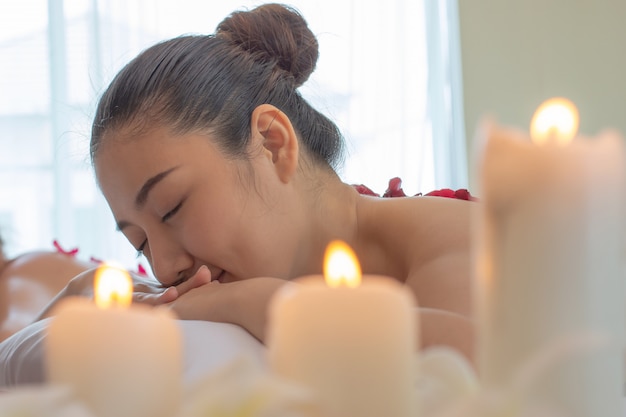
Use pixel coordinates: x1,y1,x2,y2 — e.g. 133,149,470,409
94,126,298,287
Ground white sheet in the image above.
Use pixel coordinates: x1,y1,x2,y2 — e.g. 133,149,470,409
0,318,266,388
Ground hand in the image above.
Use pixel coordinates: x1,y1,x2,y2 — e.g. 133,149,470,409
62,267,174,306
70,265,214,305
161,264,214,301
169,276,289,343
36,265,212,321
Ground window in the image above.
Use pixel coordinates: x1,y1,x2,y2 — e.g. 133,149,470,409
0,0,466,267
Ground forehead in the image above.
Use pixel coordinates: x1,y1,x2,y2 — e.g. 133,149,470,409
94,127,221,196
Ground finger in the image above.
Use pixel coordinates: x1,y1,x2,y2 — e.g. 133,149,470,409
175,265,213,296
132,292,162,306
133,286,178,306
158,286,179,303
131,275,164,294
133,281,163,294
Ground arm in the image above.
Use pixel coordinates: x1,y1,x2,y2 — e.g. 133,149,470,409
36,267,187,321
404,253,475,366
396,197,475,364
418,307,475,367
168,276,288,342
170,275,476,370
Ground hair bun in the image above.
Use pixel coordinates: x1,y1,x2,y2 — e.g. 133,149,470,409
216,3,319,87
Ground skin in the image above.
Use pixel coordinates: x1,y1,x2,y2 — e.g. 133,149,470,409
87,104,476,362
0,251,94,342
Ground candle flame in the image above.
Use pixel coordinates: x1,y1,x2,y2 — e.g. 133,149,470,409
94,263,133,308
530,97,579,145
323,240,362,288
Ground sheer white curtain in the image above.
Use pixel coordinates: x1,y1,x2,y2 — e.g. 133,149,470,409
0,0,466,267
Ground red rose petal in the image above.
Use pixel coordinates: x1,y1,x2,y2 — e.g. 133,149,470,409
137,263,148,276
353,184,380,197
425,188,456,198
383,177,407,198
53,240,79,257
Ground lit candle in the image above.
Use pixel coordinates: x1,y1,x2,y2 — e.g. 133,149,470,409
45,264,182,417
475,98,625,416
267,240,418,417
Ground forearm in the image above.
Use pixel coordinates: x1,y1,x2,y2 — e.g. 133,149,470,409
174,279,477,361
231,294,267,343
225,286,476,360
170,277,289,343
229,278,292,343
243,301,476,368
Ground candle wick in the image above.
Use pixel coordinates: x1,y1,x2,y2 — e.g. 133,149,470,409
547,126,560,143
110,293,121,306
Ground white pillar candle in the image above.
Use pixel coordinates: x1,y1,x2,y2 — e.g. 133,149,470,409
267,240,418,417
475,98,625,417
45,264,182,417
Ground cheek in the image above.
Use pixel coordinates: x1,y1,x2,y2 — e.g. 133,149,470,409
178,168,267,265
177,201,241,255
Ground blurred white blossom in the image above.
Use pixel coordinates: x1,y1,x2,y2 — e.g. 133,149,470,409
415,346,479,416
0,384,94,417
418,331,608,417
179,356,322,417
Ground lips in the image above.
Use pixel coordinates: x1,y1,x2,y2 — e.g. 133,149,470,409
212,270,226,283
170,276,187,287
169,265,223,287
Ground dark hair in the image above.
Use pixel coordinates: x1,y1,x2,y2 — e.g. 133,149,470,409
90,3,344,170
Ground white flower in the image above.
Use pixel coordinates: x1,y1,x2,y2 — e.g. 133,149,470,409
0,384,95,417
179,356,322,417
415,347,479,417
421,331,608,417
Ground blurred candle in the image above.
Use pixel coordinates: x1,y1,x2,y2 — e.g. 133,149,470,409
45,264,182,417
267,240,418,417
475,98,625,417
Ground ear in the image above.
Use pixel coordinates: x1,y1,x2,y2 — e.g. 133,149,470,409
250,104,300,183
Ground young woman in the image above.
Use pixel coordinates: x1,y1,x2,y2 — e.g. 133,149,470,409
69,3,474,361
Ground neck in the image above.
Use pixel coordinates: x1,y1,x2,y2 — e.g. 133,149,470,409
291,177,361,277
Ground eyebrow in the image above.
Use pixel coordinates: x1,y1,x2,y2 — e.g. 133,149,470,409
115,166,179,231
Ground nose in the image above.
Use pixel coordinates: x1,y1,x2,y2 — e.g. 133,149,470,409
145,231,195,287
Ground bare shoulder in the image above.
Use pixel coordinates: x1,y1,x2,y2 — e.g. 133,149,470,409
357,195,475,316
359,195,473,256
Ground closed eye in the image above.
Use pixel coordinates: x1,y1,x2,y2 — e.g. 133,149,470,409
136,239,147,258
162,200,184,223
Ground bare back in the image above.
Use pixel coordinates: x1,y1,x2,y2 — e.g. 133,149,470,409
0,251,93,342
